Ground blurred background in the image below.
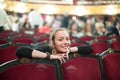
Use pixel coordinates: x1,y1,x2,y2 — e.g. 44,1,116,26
0,0,120,36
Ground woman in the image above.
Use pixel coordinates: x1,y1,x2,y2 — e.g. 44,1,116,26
16,28,92,63
69,21,84,38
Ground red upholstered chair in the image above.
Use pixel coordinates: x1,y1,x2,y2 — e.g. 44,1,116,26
0,43,19,64
97,36,109,41
80,36,94,43
12,36,34,44
37,37,50,43
0,33,9,38
62,55,105,80
111,41,120,50
71,42,87,47
91,40,110,54
101,49,120,80
0,59,62,80
33,32,46,38
0,38,7,45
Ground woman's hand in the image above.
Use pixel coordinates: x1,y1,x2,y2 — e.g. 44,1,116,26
49,48,71,63
50,54,67,64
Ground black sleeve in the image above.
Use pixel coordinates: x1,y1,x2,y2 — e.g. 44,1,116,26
77,46,93,55
16,46,33,58
35,45,52,53
16,45,52,58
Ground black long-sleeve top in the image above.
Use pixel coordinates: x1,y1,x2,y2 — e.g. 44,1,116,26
16,45,93,58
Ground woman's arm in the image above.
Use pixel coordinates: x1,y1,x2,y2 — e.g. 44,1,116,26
16,46,67,63
70,46,93,54
16,46,51,58
16,46,33,58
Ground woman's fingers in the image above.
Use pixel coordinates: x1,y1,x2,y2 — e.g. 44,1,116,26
57,55,66,64
65,54,69,60
50,55,66,63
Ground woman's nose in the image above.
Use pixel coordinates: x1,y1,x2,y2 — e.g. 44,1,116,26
64,40,70,45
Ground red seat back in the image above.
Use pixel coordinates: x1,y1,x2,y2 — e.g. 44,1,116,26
111,41,120,50
0,39,7,45
0,59,62,80
80,36,93,43
0,45,19,64
0,63,56,80
91,41,109,54
37,37,50,43
102,51,120,80
13,37,34,44
62,56,103,80
71,42,87,47
97,36,109,41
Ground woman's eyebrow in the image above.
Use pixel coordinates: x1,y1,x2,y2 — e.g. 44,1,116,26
58,37,64,39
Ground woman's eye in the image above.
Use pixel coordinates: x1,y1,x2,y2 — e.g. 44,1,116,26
58,39,63,41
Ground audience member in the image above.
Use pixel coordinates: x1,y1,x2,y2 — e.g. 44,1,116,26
39,21,51,34
28,9,43,29
69,21,84,38
106,21,120,36
94,22,106,36
0,8,12,32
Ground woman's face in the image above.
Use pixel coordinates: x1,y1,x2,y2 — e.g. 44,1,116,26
53,30,71,53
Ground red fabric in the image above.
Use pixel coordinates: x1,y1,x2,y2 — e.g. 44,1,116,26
0,46,19,64
71,42,86,47
91,41,109,54
103,53,120,80
0,33,9,38
111,41,120,50
0,39,7,45
80,36,93,42
33,33,46,38
13,37,34,44
0,63,57,80
97,36,109,41
62,57,102,80
37,37,50,42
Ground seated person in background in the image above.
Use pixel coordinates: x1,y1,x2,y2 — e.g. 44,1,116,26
39,21,51,34
106,21,120,36
93,22,106,36
16,28,92,63
69,21,84,38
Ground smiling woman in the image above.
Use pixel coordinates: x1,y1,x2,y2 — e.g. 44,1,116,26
16,28,93,63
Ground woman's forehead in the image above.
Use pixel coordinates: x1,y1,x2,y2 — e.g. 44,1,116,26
55,30,69,37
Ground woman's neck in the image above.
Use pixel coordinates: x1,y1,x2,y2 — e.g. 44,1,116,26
52,49,66,54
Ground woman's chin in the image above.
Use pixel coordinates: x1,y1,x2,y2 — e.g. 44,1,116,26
60,50,68,53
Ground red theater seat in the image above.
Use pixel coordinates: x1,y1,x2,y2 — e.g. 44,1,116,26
80,36,94,43
0,59,62,80
0,38,7,45
71,42,87,47
101,49,120,80
0,43,19,64
111,41,120,50
91,41,109,54
62,55,104,80
12,36,34,44
97,36,109,41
